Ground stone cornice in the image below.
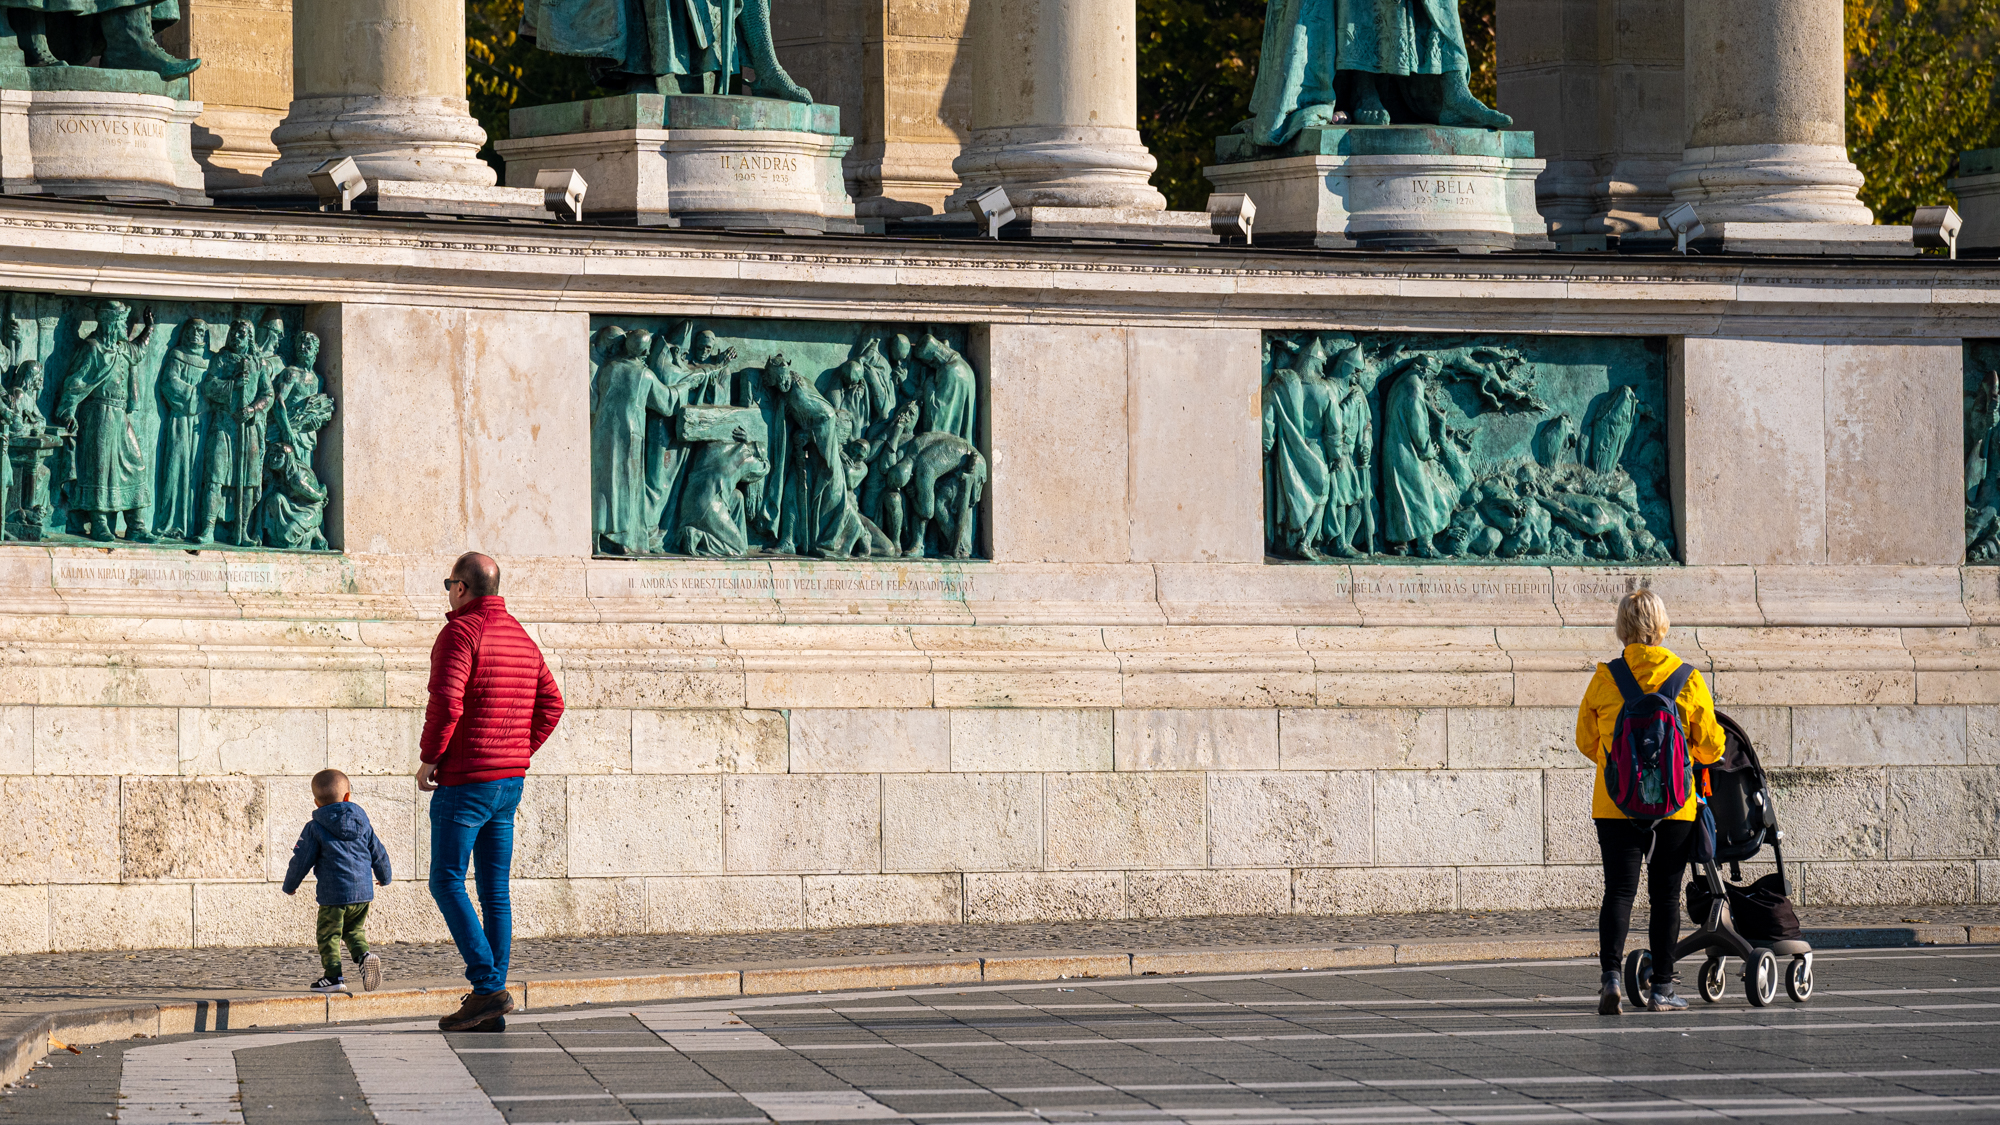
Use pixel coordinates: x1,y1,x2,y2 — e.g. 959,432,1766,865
0,198,1996,335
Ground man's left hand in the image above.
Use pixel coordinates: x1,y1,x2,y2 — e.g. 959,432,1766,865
416,761,439,792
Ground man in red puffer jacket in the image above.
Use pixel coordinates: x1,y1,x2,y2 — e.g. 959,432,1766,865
417,551,564,1032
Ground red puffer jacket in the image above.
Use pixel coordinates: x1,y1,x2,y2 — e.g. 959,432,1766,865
419,597,565,786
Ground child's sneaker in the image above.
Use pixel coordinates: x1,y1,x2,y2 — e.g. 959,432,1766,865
310,976,348,994
361,953,382,992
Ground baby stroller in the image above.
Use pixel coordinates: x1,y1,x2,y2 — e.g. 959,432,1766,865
1623,710,1814,1007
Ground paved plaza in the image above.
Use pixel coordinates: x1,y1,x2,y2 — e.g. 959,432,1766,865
6,946,1997,1124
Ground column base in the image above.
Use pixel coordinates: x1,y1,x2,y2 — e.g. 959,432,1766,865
189,105,283,193
947,124,1165,211
1666,142,1873,224
220,95,496,199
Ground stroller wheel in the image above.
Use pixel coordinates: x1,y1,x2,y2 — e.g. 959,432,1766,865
1745,949,1778,1007
1698,957,1727,1003
1623,949,1651,1007
1786,956,1813,1003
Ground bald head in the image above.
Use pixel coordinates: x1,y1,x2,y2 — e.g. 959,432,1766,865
452,552,500,598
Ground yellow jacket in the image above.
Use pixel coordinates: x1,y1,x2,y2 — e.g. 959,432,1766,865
1574,644,1726,821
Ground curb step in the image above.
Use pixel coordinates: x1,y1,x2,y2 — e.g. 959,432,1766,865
3,923,1991,1086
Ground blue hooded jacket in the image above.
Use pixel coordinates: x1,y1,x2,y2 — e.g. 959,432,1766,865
282,800,392,906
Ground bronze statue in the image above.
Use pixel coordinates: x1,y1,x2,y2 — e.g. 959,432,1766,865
522,0,811,101
1,1,199,79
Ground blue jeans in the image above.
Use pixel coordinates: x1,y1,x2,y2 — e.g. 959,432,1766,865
428,776,523,994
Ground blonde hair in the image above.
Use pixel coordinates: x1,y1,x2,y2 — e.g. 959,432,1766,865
1615,589,1670,646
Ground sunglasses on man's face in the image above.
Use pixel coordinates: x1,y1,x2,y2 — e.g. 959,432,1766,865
444,579,465,591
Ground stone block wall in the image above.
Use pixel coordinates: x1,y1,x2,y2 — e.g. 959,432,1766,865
0,201,1997,952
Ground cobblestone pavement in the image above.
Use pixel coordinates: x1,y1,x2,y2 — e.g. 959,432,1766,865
7,946,2000,1123
5,905,1995,1003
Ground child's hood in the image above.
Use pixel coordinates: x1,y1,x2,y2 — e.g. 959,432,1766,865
311,800,372,841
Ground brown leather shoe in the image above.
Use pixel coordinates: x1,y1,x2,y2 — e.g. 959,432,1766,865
439,989,515,1032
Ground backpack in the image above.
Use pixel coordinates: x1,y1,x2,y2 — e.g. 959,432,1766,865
1603,657,1695,820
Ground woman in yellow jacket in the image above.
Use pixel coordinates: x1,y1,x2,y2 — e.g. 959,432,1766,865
1575,590,1725,1014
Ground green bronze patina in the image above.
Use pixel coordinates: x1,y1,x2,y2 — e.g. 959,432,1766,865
511,93,841,140
1263,331,1675,564
1235,0,1510,148
0,1,198,82
1967,341,2000,561
521,0,810,101
0,291,333,550
1214,123,1536,164
590,316,985,561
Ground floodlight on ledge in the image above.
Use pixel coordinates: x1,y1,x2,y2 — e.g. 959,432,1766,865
1207,193,1256,243
1912,205,1962,260
537,168,589,223
307,157,366,213
1660,202,1704,255
971,186,1015,239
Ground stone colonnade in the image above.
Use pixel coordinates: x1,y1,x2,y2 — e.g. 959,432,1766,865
184,0,1872,223
1501,0,1872,234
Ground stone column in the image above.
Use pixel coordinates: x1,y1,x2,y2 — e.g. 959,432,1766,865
1666,0,1871,223
159,0,293,192
241,0,494,195
1497,0,1685,240
773,0,974,218
945,0,1164,212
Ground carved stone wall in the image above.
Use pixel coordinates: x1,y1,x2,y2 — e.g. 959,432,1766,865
0,292,334,551
1262,332,1674,564
589,316,985,561
0,202,1992,954
1969,341,2000,562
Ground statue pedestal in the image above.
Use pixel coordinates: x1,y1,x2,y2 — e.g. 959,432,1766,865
1203,126,1551,252
1954,148,2000,258
497,94,860,233
0,69,208,206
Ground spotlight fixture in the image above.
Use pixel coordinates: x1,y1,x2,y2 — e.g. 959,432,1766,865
1912,205,1962,260
971,186,1015,239
306,157,366,213
1660,202,1704,255
1207,193,1256,243
537,168,589,223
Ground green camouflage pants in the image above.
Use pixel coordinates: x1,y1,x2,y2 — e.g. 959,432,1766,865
315,902,372,979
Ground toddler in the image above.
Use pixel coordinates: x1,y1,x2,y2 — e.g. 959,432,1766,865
283,768,391,993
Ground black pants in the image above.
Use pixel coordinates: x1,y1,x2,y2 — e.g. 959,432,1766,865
1596,817,1695,977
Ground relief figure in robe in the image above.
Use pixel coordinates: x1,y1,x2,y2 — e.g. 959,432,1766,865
153,317,212,541
56,300,158,543
256,440,328,550
272,331,334,463
913,333,977,443
1261,337,1332,559
1379,356,1465,557
674,427,769,557
521,0,811,101
198,319,277,545
1321,335,1375,556
593,330,677,555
